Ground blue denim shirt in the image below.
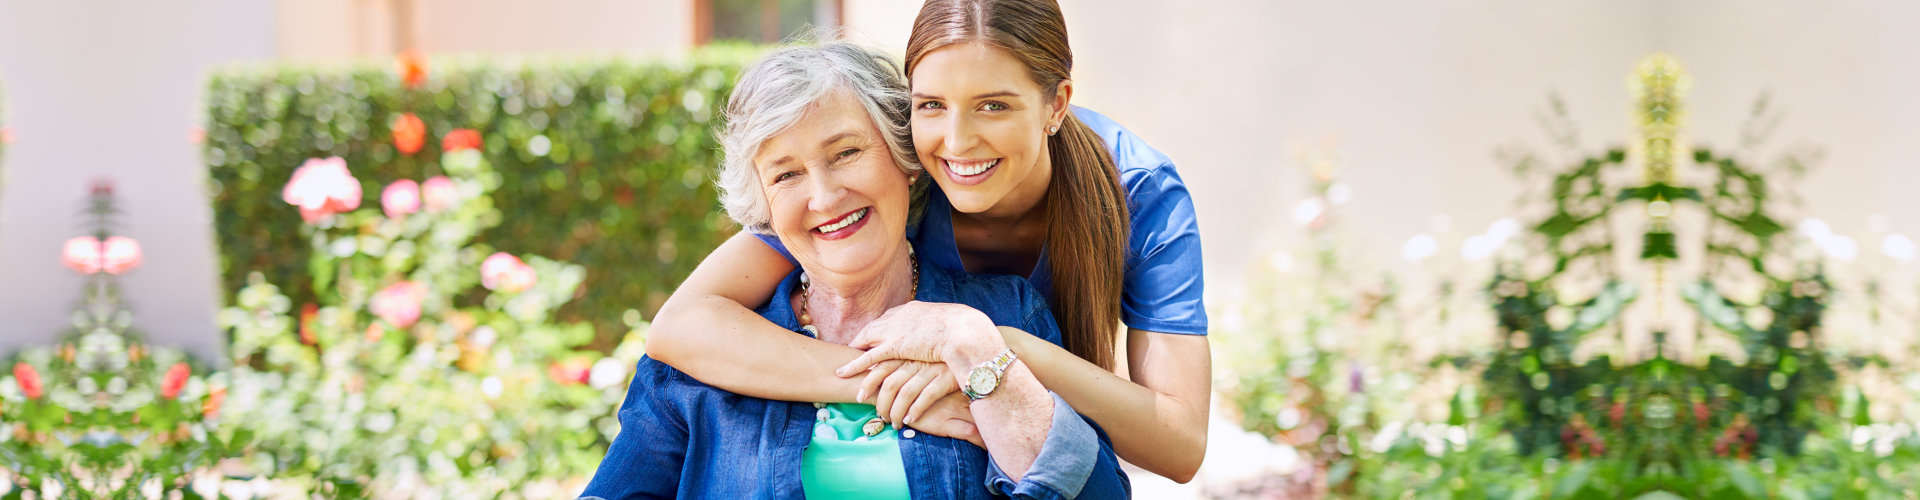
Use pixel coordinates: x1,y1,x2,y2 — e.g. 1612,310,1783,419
581,257,1131,499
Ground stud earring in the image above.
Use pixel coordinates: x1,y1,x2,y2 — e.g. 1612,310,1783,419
1047,125,1059,135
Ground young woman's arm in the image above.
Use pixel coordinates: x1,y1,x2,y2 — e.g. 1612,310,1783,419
843,321,1212,483
1011,327,1211,483
645,231,863,402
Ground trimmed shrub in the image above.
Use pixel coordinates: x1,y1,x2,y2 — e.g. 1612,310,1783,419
204,48,757,346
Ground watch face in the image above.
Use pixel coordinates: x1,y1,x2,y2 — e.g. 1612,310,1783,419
968,368,998,395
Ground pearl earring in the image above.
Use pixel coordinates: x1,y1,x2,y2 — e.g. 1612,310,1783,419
1047,125,1059,135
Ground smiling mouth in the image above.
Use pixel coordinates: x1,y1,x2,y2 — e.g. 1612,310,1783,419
814,207,870,234
944,158,1001,177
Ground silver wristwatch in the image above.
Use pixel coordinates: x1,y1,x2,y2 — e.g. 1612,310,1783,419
960,348,1018,401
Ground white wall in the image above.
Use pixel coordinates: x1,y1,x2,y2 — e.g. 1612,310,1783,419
0,0,274,360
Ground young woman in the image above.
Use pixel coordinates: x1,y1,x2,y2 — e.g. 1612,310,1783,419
648,0,1211,482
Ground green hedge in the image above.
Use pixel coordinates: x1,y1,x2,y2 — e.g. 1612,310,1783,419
204,48,757,346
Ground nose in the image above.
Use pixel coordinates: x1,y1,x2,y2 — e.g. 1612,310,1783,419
943,112,979,156
805,169,848,215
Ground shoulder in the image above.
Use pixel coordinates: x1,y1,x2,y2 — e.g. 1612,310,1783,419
1070,106,1194,220
1071,106,1180,185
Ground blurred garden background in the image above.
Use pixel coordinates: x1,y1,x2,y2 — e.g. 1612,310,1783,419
3,0,1920,498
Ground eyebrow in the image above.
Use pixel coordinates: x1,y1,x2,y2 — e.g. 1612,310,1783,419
761,131,862,172
911,90,1021,101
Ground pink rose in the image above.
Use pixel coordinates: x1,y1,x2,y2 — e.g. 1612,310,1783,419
282,157,362,223
421,176,459,213
62,236,104,274
370,281,426,329
160,362,191,399
101,236,142,275
13,363,42,399
382,179,422,220
481,252,537,293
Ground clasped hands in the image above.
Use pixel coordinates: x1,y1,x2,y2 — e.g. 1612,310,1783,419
834,301,1006,448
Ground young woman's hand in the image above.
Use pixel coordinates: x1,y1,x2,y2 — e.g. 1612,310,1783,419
905,391,982,448
858,359,959,428
837,301,1000,377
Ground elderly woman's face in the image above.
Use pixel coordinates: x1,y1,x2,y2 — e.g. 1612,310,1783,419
755,90,914,280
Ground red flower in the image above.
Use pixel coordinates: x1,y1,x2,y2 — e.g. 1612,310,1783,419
282,157,362,222
13,363,42,399
548,358,592,386
392,113,426,155
161,362,191,399
202,387,227,419
396,49,428,89
421,176,459,213
299,303,319,345
481,252,538,293
443,129,482,152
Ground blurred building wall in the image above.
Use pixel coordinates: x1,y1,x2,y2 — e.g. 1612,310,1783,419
0,0,274,360
277,0,694,59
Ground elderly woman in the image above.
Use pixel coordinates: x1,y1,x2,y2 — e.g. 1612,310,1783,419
580,41,1128,499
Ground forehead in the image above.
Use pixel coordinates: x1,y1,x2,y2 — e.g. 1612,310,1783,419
753,90,880,167
910,42,1036,93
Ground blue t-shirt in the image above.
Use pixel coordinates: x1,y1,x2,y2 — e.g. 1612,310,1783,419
755,106,1208,335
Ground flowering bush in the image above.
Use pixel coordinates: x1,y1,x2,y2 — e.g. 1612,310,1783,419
1,183,236,498
205,134,645,497
1217,55,1919,498
204,47,756,347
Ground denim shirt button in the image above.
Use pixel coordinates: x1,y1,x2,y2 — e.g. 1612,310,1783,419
901,429,916,439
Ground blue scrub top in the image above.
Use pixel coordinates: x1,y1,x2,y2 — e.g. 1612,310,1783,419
755,106,1208,336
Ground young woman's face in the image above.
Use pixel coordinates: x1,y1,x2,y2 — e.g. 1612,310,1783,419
755,90,914,281
909,42,1062,215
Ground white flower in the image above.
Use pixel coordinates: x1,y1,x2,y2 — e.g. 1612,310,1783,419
589,357,628,389
482,376,503,399
1403,234,1437,261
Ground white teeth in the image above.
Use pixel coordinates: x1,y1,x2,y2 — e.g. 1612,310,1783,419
947,158,999,176
816,208,868,233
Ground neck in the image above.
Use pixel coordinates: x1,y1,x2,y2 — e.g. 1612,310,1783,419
803,247,916,345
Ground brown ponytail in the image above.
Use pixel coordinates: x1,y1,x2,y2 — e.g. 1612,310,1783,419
906,0,1129,371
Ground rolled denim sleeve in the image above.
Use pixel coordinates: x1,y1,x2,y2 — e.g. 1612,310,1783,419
580,359,687,499
983,393,1099,499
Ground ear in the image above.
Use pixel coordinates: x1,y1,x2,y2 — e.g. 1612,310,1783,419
1050,78,1074,126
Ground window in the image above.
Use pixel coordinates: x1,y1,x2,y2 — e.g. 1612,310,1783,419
695,0,842,45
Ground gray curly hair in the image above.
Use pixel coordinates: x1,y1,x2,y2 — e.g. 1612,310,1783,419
717,41,927,234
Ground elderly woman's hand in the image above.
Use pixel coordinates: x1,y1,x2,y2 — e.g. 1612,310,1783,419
836,301,1000,377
